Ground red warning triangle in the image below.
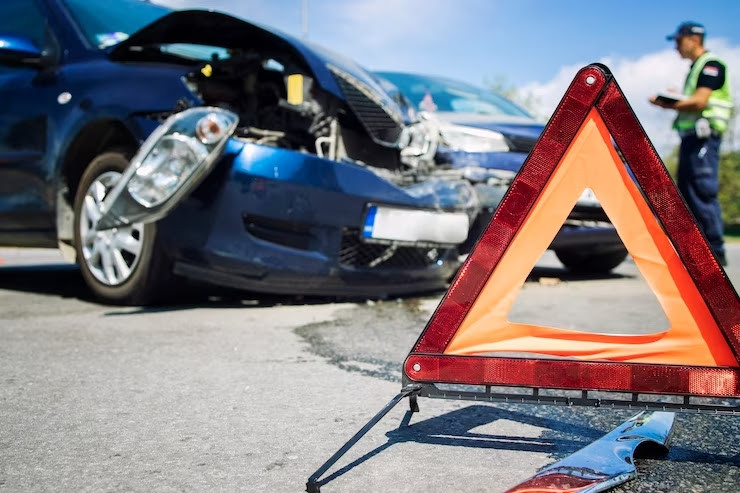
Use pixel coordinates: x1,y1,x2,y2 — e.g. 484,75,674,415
404,64,740,398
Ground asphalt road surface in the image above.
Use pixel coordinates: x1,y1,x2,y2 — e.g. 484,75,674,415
1,245,739,492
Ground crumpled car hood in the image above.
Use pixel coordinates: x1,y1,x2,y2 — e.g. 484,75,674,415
108,10,285,54
108,9,402,118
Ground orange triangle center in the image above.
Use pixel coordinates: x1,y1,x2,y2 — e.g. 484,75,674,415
443,109,736,367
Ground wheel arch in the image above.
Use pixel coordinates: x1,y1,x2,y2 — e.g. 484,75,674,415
56,119,139,260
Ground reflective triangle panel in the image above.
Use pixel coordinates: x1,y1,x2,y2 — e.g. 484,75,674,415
404,64,740,398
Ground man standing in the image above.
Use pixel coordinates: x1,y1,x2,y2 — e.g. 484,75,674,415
650,21,733,266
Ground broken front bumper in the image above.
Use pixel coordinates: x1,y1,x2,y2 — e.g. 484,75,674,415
138,137,479,296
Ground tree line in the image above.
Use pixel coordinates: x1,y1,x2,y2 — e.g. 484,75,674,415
663,149,740,227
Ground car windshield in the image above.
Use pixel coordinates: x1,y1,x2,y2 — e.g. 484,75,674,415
376,72,532,118
62,0,172,49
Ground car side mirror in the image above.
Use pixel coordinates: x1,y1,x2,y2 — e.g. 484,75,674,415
0,34,54,69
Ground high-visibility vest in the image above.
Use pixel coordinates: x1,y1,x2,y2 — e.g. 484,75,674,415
673,51,734,134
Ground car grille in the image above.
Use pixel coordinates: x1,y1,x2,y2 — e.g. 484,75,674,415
329,65,404,145
243,214,313,250
339,229,445,269
505,135,539,153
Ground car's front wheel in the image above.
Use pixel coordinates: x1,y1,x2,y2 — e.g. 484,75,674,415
73,150,173,304
554,247,628,274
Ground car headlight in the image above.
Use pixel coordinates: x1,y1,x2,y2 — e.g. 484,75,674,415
127,133,208,207
439,124,510,153
96,107,238,229
128,109,237,207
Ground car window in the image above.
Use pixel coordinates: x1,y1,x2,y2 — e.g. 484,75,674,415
62,0,171,49
159,43,231,62
377,72,533,118
0,0,49,76
0,0,46,48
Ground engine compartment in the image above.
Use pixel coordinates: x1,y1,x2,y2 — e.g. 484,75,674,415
183,49,436,179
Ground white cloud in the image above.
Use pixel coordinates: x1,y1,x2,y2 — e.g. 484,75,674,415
151,0,478,71
518,40,740,157
307,0,491,75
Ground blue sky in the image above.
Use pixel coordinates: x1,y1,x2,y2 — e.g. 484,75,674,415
154,0,740,154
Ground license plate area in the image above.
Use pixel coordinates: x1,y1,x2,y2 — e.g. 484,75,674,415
362,204,469,246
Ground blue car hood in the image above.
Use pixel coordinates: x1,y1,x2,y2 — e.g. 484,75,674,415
108,9,401,118
434,112,544,141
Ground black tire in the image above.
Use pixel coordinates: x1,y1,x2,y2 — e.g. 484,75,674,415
73,150,174,305
554,248,629,274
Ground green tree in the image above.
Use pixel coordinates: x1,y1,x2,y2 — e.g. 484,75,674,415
719,150,740,225
662,147,740,226
662,146,679,179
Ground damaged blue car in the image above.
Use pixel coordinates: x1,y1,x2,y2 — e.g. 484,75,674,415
0,0,478,304
375,71,628,273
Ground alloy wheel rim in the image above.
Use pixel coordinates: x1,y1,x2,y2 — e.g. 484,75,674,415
79,170,145,286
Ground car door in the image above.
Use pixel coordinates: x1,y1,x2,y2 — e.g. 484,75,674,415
0,0,61,246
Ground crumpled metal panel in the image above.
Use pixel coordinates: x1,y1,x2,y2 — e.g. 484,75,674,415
506,411,675,492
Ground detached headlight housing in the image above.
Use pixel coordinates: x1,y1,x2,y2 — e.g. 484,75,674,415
439,124,510,153
128,133,209,207
96,107,238,229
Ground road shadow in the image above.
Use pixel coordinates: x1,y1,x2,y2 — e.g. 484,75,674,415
0,258,629,312
313,402,737,490
0,263,95,301
0,262,447,311
313,403,606,489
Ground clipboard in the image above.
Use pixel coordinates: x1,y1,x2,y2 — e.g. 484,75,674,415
655,92,686,105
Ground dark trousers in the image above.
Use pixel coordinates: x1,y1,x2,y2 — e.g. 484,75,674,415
677,134,725,256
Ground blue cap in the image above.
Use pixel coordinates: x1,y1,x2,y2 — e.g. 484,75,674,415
666,22,705,40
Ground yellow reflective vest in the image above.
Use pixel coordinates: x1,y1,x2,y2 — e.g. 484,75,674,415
673,51,734,134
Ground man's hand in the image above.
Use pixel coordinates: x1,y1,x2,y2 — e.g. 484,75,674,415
649,95,676,109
